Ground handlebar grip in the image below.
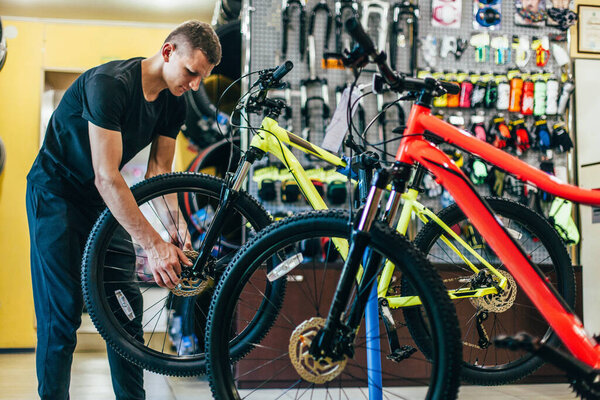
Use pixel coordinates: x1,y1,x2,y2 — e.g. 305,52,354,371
441,81,460,95
272,60,294,81
345,18,376,55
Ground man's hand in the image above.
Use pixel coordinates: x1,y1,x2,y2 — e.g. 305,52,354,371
145,241,193,289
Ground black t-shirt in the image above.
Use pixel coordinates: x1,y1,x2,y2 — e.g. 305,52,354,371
28,57,186,204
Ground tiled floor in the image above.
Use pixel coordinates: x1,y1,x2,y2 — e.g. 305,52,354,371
0,351,578,399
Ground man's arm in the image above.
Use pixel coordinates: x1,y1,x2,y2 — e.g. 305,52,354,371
88,122,191,289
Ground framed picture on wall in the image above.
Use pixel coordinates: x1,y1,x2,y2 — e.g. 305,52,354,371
577,4,600,54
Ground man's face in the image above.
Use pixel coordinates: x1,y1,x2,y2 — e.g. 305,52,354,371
163,43,215,96
522,0,540,13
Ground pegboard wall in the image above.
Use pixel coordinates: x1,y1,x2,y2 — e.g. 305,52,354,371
241,0,575,218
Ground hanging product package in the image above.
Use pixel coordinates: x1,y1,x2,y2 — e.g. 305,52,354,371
432,0,462,28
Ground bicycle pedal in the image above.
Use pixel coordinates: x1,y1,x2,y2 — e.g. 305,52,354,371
386,345,417,363
494,332,537,352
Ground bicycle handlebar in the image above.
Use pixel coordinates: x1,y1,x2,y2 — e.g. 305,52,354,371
344,18,459,96
272,60,294,82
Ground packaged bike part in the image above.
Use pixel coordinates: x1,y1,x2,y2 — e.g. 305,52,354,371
534,118,552,151
326,180,348,204
545,76,559,115
489,115,511,149
469,158,489,184
253,165,280,201
532,37,550,67
510,118,531,153
470,32,491,62
484,76,498,108
422,35,438,68
521,78,534,115
515,0,547,27
440,36,458,58
473,0,502,30
459,73,474,108
433,71,448,107
534,77,547,116
471,78,487,108
508,74,524,113
557,80,575,115
470,113,487,141
488,167,506,196
512,35,531,68
552,121,573,153
496,76,510,110
432,0,462,28
446,72,460,107
490,34,510,64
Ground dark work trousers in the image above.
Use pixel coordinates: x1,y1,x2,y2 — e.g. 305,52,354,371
26,182,145,400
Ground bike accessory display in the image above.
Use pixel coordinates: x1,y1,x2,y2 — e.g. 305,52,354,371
282,0,306,59
489,167,506,196
471,119,488,141
471,79,486,108
521,78,534,115
281,178,303,202
446,76,460,107
496,77,510,110
547,7,578,31
432,0,462,28
470,158,489,184
552,122,573,153
475,6,502,28
534,118,552,151
489,115,511,149
508,75,523,113
459,78,474,108
510,118,530,153
557,80,575,115
253,165,280,201
545,77,559,115
484,78,498,108
533,78,547,117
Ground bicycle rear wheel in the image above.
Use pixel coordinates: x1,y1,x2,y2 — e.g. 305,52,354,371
82,172,272,376
404,197,575,385
206,210,462,400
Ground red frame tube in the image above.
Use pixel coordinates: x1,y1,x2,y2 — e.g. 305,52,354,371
395,105,600,368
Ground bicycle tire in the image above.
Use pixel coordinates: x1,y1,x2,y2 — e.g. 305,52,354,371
82,172,272,376
206,210,462,400
403,197,575,385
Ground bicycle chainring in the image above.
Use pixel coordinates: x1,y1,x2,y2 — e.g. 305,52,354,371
469,270,517,313
170,250,214,297
288,317,347,384
569,374,600,400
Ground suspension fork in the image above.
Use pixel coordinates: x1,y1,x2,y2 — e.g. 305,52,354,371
310,163,411,359
309,0,333,51
334,0,359,53
190,147,265,275
282,0,306,59
390,1,419,75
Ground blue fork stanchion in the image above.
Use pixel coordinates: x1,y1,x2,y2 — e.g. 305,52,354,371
365,282,383,400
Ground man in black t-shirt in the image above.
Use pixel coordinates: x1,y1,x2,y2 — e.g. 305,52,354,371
26,21,221,399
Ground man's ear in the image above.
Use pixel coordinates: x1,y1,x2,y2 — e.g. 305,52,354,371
161,43,176,62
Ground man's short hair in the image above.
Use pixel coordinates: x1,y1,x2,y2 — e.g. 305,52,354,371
165,20,222,65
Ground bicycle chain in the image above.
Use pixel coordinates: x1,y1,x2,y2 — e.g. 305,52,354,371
288,317,347,384
170,250,214,297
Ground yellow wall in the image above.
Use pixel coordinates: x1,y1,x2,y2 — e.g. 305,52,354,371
0,18,179,348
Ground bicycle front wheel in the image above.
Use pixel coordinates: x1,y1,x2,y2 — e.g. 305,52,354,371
82,172,272,376
206,210,462,400
405,197,575,385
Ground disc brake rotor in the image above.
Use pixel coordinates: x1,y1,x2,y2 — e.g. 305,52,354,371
170,250,214,297
288,317,347,384
470,270,517,313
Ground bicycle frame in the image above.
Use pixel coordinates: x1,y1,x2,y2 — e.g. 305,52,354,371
393,103,600,368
